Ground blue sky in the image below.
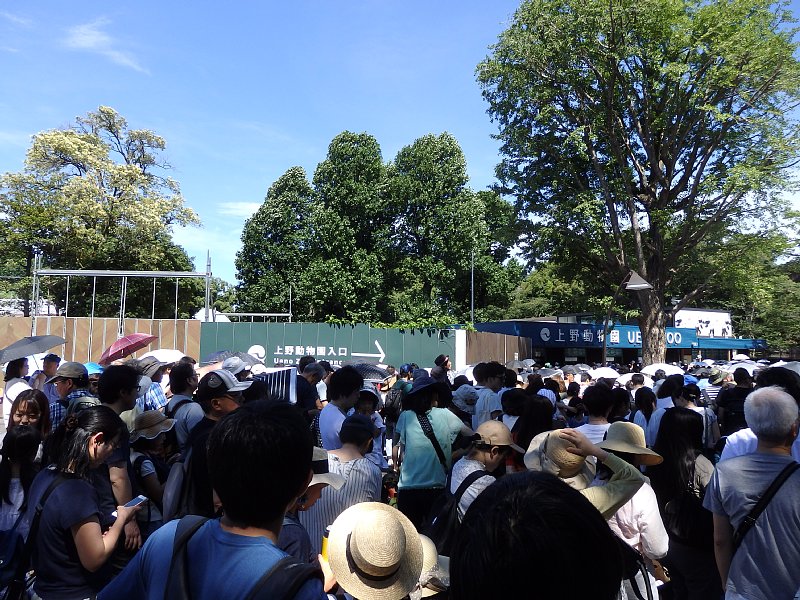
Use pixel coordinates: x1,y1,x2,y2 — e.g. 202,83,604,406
0,1,520,284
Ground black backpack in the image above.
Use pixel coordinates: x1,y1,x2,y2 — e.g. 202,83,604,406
161,447,196,523
424,470,490,556
381,386,405,423
165,516,322,600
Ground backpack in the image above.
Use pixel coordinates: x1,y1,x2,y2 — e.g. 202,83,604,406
132,453,171,512
165,515,322,600
161,447,196,523
424,470,490,556
381,386,405,423
615,534,654,600
0,512,26,588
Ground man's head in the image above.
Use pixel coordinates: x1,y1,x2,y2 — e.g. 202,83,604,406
46,362,89,399
136,356,166,384
582,384,614,418
434,354,451,370
326,366,364,410
169,361,199,395
630,373,644,388
195,369,252,418
481,362,506,392
207,401,313,530
734,367,752,387
745,386,799,445
97,364,140,411
399,363,413,379
221,356,251,382
301,362,327,386
451,471,622,599
297,355,317,373
42,354,61,377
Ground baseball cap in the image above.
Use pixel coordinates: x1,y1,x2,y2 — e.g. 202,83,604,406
196,369,252,401
309,447,345,489
46,361,88,384
475,420,524,453
222,356,251,376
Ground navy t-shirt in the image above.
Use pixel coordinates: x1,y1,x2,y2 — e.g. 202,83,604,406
28,468,110,600
91,434,131,528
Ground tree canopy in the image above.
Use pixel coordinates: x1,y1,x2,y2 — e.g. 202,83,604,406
0,106,203,317
478,0,800,362
236,131,522,325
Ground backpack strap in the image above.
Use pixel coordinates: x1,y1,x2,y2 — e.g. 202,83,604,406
452,470,491,503
10,474,67,586
163,515,210,600
416,413,448,473
732,461,800,552
166,398,192,419
245,556,323,600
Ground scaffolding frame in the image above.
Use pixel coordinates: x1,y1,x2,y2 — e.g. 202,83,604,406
31,253,213,342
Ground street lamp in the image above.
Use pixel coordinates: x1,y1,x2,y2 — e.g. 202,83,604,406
601,271,653,365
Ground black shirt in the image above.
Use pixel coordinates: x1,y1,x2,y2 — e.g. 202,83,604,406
187,417,218,517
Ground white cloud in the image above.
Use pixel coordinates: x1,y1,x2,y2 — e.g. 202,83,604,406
64,18,148,74
1,47,19,53
0,12,31,27
0,130,32,148
217,202,261,218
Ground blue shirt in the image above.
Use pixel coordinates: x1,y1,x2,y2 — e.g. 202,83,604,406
98,518,326,600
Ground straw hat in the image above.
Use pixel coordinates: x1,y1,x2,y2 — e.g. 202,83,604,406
130,410,175,443
418,535,449,598
328,503,423,600
524,431,595,490
597,422,663,466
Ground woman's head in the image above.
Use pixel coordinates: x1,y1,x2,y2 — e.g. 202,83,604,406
676,384,701,407
56,405,126,478
10,389,50,434
634,387,657,417
657,374,685,400
4,358,28,382
653,407,703,459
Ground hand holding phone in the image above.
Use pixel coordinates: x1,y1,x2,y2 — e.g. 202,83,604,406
112,495,147,518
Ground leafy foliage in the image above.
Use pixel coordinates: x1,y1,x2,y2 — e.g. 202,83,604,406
478,0,800,361
236,131,521,324
0,106,204,317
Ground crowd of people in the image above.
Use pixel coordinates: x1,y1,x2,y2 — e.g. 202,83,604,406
0,349,798,599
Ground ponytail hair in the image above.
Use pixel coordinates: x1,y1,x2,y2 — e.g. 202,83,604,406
48,405,126,479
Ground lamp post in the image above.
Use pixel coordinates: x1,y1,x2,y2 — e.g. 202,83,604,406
601,271,653,365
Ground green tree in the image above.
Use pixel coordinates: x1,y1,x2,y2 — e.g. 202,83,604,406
478,0,800,362
235,166,315,314
0,106,202,317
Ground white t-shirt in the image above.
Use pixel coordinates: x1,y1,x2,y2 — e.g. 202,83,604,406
472,387,501,430
575,422,611,444
720,428,800,462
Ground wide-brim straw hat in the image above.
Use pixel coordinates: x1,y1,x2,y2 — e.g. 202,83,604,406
524,431,595,490
328,502,423,600
418,534,449,598
130,410,175,443
597,421,663,466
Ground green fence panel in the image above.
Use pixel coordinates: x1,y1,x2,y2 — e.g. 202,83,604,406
199,322,456,368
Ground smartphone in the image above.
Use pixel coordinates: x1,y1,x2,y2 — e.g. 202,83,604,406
111,495,148,517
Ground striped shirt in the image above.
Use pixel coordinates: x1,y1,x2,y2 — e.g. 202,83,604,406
299,455,382,555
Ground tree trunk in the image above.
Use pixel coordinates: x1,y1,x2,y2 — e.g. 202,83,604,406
637,290,666,364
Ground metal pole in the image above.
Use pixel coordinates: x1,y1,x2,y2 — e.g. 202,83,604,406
30,253,40,335
470,250,475,323
289,285,292,323
65,275,70,318
205,252,211,322
89,277,97,362
174,278,179,347
152,278,157,320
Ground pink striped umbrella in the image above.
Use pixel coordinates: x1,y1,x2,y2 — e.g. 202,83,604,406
98,333,157,365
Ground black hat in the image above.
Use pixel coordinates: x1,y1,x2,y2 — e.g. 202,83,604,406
434,354,449,368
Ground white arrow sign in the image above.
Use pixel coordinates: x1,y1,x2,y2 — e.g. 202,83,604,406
351,340,386,362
